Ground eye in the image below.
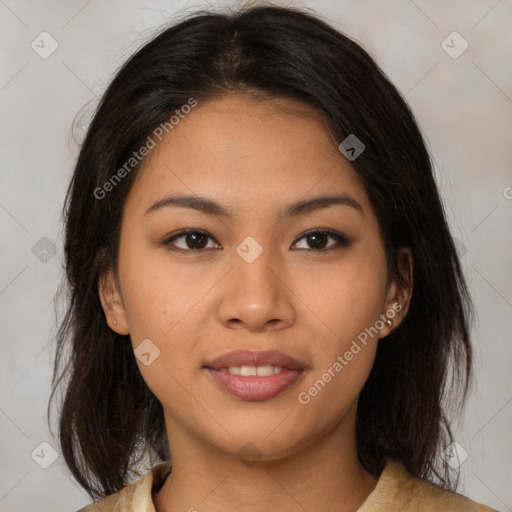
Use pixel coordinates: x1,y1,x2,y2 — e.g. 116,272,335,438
163,229,219,251
163,228,349,253
292,229,349,251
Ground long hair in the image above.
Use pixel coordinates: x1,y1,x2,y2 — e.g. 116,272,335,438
49,4,472,499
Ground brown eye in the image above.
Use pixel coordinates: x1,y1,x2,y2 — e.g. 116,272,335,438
307,233,329,249
293,230,349,251
164,230,218,251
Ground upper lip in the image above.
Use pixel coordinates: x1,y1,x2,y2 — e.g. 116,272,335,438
204,350,305,370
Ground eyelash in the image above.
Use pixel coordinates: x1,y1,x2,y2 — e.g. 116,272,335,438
162,228,350,253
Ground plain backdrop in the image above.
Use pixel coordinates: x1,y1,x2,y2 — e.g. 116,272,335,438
0,0,511,510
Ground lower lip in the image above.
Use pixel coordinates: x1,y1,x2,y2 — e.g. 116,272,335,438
205,368,303,401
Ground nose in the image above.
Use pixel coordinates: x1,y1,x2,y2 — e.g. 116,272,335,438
216,245,296,332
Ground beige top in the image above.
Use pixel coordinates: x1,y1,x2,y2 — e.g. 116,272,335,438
77,459,498,511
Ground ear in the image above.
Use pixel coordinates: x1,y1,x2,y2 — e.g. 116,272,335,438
378,247,413,339
98,267,129,335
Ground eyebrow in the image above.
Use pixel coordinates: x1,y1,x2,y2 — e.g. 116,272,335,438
144,193,364,218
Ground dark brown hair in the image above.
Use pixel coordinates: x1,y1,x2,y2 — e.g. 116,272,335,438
49,3,473,499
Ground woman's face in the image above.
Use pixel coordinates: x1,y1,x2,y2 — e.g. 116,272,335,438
101,94,404,462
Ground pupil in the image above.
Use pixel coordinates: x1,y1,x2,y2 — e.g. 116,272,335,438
309,233,327,249
188,233,207,249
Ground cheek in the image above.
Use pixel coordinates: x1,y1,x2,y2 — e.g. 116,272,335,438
298,247,388,347
117,238,193,339
290,242,387,408
119,253,206,411
292,268,384,428
117,241,215,404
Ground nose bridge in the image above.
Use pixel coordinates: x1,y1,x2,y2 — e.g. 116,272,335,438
236,239,278,296
216,236,295,330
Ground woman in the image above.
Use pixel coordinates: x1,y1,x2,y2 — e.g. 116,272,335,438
49,4,498,511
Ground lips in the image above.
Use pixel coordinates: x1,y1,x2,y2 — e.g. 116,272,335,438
203,349,305,371
203,350,306,401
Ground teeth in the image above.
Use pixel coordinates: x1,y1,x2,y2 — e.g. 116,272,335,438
223,365,283,376
241,365,257,376
256,365,275,377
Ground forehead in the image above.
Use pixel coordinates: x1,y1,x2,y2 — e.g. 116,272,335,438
125,94,371,216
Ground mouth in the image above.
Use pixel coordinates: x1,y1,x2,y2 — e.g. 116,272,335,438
203,350,306,401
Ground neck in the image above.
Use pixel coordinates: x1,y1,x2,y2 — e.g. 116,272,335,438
153,406,379,512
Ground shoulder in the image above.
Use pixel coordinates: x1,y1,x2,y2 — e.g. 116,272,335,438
359,459,499,512
75,461,172,512
76,490,130,512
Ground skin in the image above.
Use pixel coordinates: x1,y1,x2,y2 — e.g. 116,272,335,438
99,94,412,512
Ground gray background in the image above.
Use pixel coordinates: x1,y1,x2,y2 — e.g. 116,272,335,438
0,0,511,510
